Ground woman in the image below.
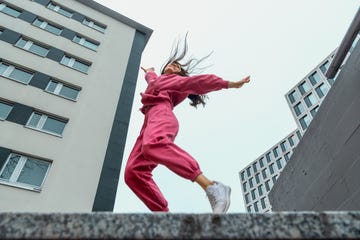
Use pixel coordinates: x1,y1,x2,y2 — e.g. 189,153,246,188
124,37,250,213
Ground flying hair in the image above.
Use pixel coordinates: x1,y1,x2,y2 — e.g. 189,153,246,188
161,32,213,108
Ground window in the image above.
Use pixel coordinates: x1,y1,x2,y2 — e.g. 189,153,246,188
269,163,275,174
0,3,21,17
26,112,66,136
265,152,272,163
300,114,311,130
262,168,268,179
309,71,322,86
45,80,80,100
15,38,50,57
310,106,319,117
288,90,300,104
294,102,305,116
82,18,106,33
259,157,264,167
284,152,292,162
265,180,271,191
273,147,279,158
251,189,256,200
247,206,252,212
246,166,251,177
255,173,260,184
0,101,13,120
280,141,288,152
304,93,317,108
272,175,278,183
243,182,247,192
298,81,311,95
315,83,329,98
288,135,295,147
0,62,33,84
0,153,51,191
252,162,258,173
33,18,62,35
254,201,259,212
73,35,99,51
245,193,250,204
276,158,283,170
327,78,335,86
258,184,264,196
320,61,330,74
261,197,266,209
249,177,254,188
60,55,90,73
47,2,73,17
240,171,245,181
296,130,302,140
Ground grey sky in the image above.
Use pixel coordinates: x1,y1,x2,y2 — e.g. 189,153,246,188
94,0,359,213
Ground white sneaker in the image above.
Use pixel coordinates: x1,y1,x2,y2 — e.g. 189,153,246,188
205,181,231,213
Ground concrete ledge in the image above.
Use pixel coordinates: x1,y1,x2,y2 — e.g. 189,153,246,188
0,212,360,239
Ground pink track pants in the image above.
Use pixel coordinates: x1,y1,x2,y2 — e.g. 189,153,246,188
124,103,202,212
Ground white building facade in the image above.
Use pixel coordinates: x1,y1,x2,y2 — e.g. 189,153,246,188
239,49,349,213
0,0,152,212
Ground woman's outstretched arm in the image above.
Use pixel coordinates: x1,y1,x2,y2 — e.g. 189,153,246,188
228,75,251,89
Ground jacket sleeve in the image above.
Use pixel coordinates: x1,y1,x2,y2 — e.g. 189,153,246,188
144,71,158,83
155,74,229,95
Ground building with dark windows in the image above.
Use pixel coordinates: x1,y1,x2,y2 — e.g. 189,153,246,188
238,35,360,213
0,0,152,212
269,8,360,211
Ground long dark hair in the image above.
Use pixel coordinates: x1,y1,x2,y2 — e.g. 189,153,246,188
161,33,212,108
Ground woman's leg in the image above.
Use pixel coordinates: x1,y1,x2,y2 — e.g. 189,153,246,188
124,125,169,212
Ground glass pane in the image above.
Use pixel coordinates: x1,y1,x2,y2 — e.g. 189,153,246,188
47,3,57,10
309,71,322,86
0,154,21,180
0,101,13,119
58,8,73,18
73,35,82,44
46,81,58,93
320,61,330,74
92,23,106,32
2,5,21,17
44,23,62,35
83,18,91,26
61,56,71,66
83,40,98,51
17,158,50,187
15,38,27,48
294,102,305,116
33,18,43,27
73,60,89,73
304,93,316,107
29,43,49,57
28,113,42,127
0,63,7,75
59,85,79,100
42,117,66,135
9,68,33,84
299,81,311,95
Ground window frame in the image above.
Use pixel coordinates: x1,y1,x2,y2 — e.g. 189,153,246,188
25,112,67,137
33,18,63,35
60,55,91,73
45,80,80,101
15,37,50,57
82,18,107,33
0,100,13,120
72,35,99,51
0,62,34,84
0,153,51,192
47,1,74,18
0,3,22,18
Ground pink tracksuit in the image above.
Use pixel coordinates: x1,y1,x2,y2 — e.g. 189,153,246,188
124,71,229,212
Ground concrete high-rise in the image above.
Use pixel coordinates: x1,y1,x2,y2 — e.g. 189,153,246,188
0,0,152,212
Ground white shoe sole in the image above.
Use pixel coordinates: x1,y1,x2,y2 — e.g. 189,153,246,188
222,186,231,213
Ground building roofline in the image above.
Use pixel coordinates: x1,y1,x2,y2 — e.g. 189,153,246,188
74,0,153,46
326,7,360,78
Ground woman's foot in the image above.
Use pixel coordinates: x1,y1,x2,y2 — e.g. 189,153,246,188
205,181,231,213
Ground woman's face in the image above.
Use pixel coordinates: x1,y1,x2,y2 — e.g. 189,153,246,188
163,62,182,74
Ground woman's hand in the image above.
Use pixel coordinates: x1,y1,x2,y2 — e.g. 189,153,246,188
141,67,155,73
228,75,251,89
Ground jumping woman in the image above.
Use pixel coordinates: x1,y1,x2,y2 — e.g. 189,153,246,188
124,35,250,213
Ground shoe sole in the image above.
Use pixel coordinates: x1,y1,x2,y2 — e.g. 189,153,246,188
223,186,231,213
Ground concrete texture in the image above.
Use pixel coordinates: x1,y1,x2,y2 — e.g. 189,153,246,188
0,212,360,239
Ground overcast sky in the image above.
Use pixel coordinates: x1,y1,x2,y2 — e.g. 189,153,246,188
94,0,359,213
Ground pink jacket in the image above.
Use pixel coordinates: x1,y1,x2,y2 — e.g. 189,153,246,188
140,72,229,113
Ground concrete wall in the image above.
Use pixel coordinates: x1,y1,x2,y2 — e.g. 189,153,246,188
269,41,360,211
